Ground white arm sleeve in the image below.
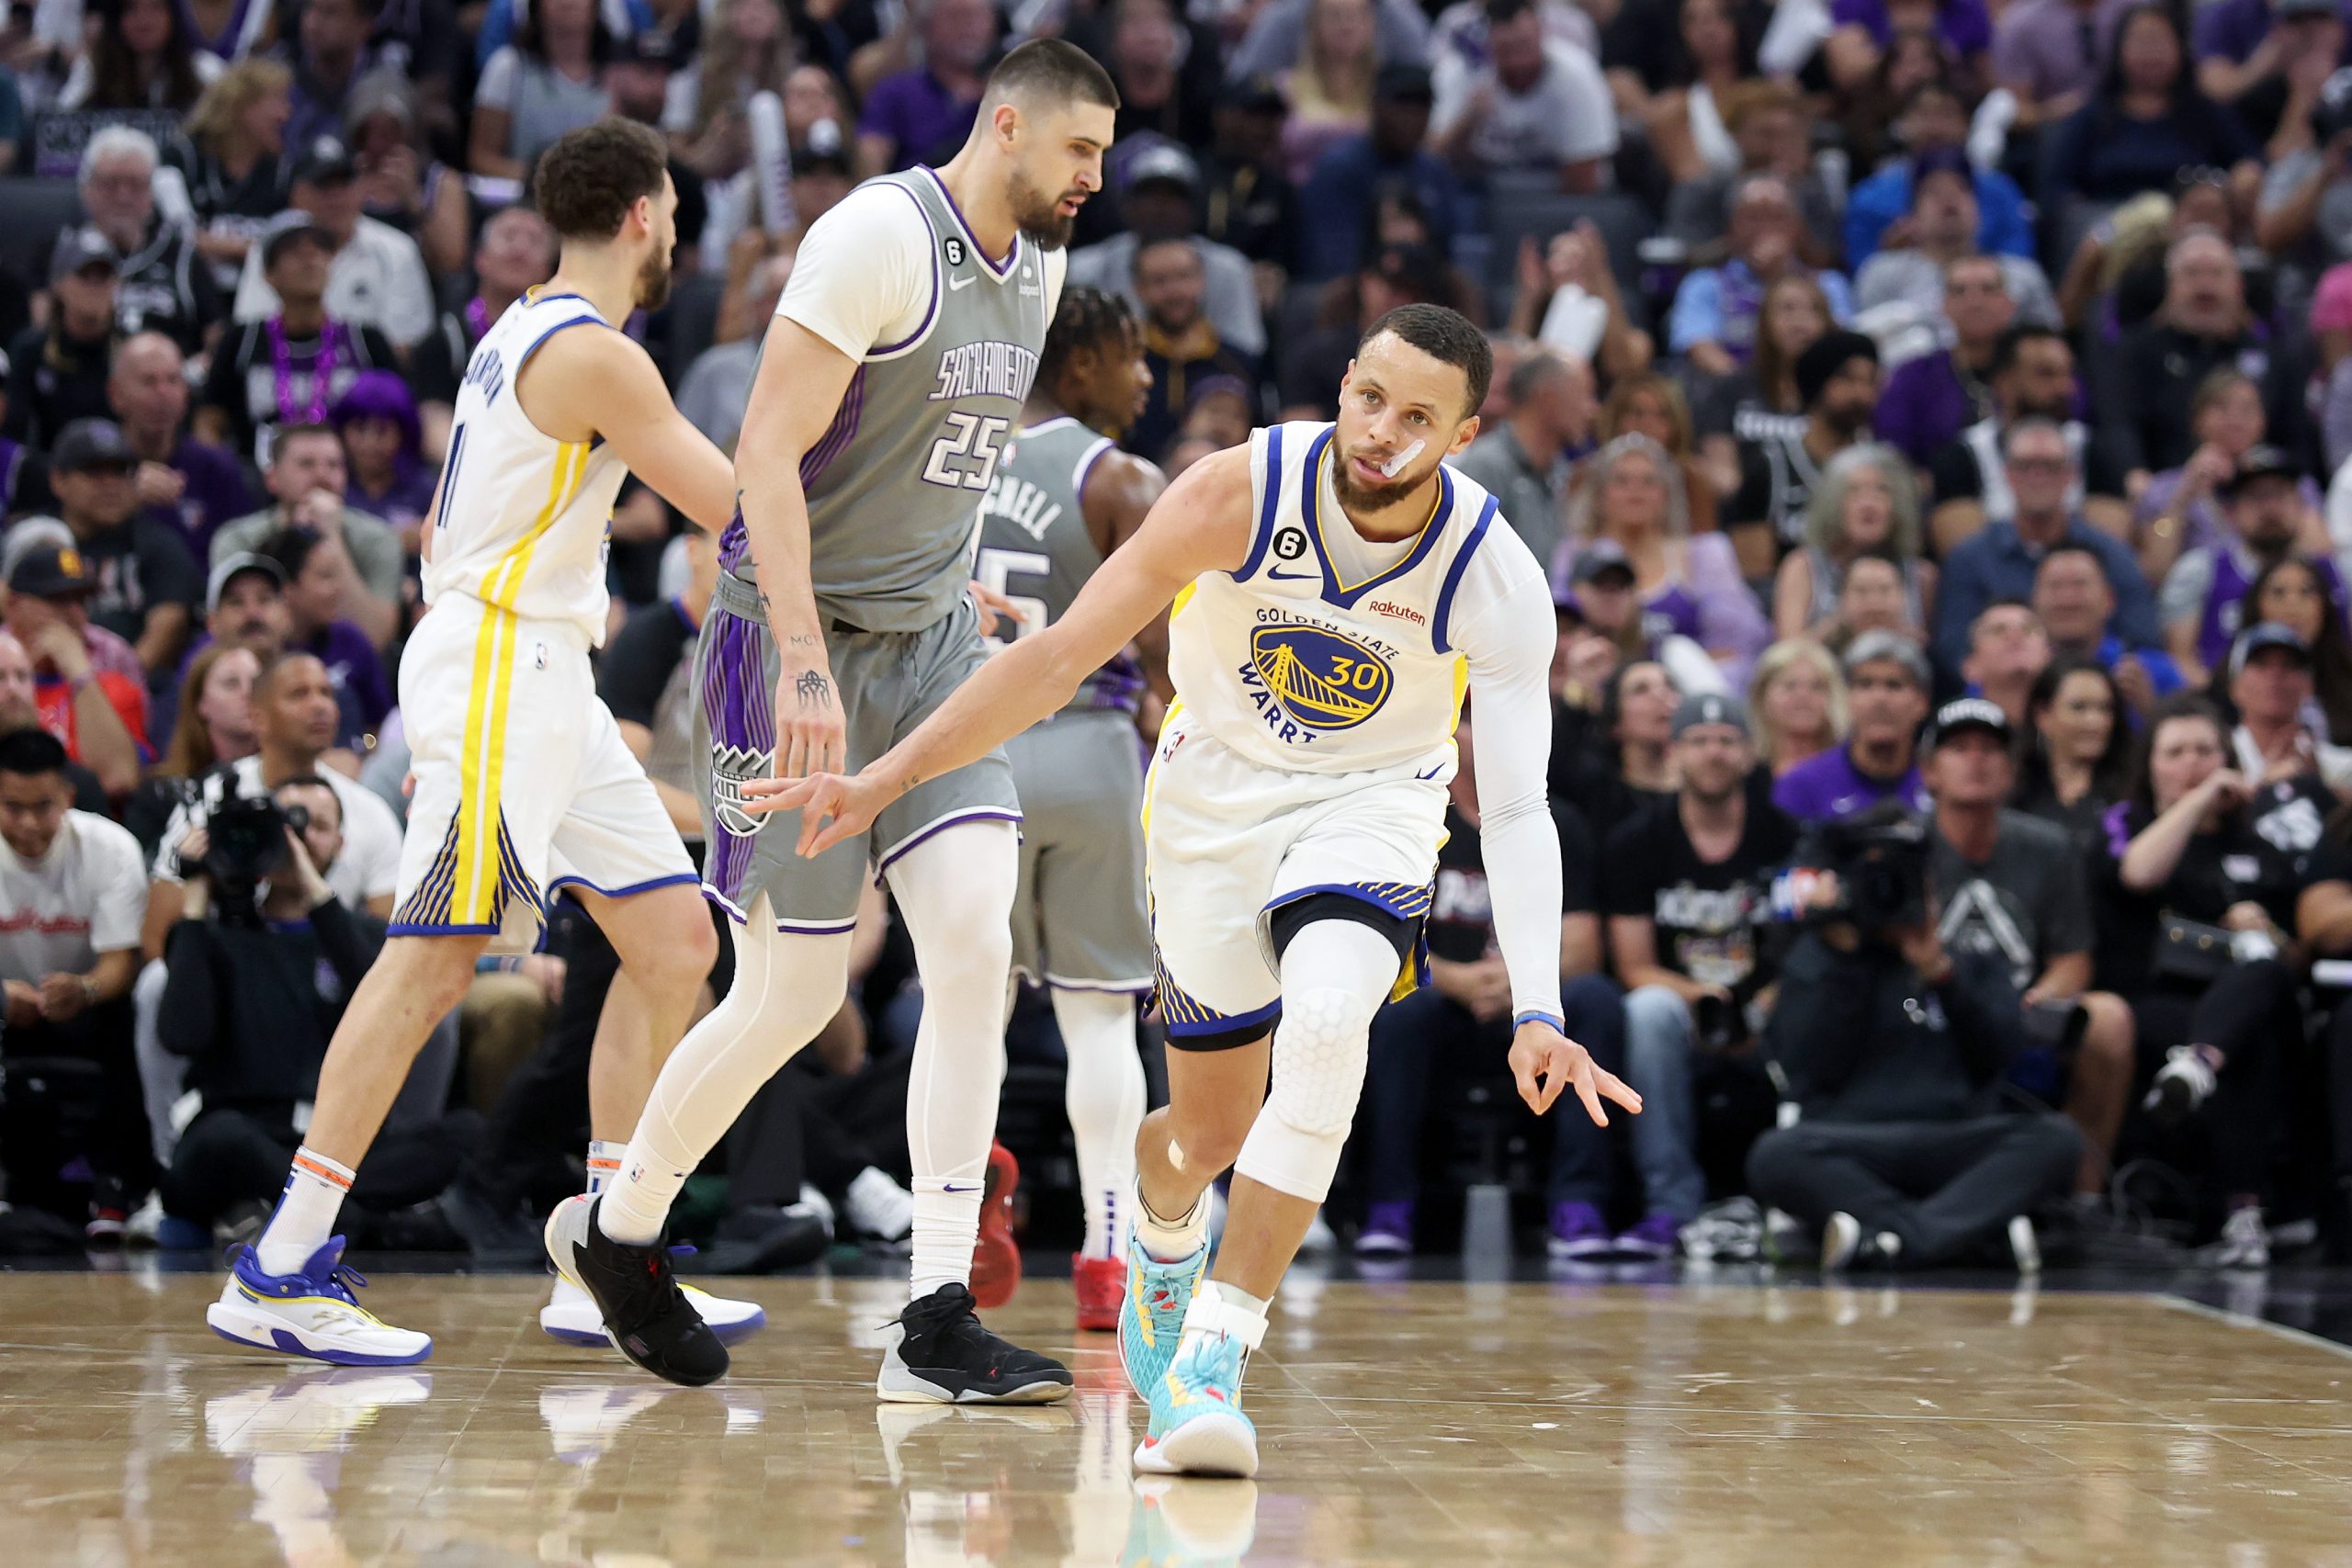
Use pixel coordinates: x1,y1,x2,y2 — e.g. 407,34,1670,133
1452,550,1567,1026
772,181,936,361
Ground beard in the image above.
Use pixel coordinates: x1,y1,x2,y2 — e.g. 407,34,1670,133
634,245,673,312
1823,400,1874,438
1009,171,1079,251
1330,446,1425,513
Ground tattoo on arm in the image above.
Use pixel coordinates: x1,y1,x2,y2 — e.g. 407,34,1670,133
794,669,833,709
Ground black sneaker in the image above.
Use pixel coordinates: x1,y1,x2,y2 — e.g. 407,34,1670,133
877,1282,1073,1404
543,1194,729,1387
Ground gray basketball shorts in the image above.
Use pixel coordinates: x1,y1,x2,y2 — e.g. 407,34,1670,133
1005,708,1154,992
695,572,1019,933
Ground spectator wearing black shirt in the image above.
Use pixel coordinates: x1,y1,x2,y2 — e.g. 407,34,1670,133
600,525,718,847
1924,324,2121,556
1276,241,1454,421
1726,329,1879,572
1200,75,1302,273
1127,236,1259,462
1352,704,1602,1256
1553,656,1679,844
5,231,125,451
73,127,223,356
164,57,298,282
1572,694,1794,1258
108,333,255,561
409,205,557,463
2014,656,2132,844
50,419,204,684
2096,694,2305,1269
197,211,399,466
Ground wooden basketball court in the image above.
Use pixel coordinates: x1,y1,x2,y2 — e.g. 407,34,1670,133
4,1268,2347,1564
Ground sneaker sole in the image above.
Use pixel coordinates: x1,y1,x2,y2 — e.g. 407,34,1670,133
539,1305,769,1348
876,1357,1075,1405
205,1300,431,1367
970,1149,1023,1311
1546,1238,1614,1259
1135,1412,1258,1478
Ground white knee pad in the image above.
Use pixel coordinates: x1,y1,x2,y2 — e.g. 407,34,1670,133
1233,985,1373,1202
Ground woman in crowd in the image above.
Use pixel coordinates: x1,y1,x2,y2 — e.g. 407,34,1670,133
1600,373,1715,533
123,643,261,862
1555,434,1773,685
164,57,292,279
58,0,221,113
1772,443,1935,644
469,0,614,180
2096,694,2304,1269
671,0,791,180
2014,657,2131,842
1642,0,1763,184
1280,0,1376,182
1748,638,1846,777
345,72,469,278
1833,555,1920,650
1696,272,1830,492
334,372,436,547
2135,369,2318,583
2245,557,2352,745
2040,5,2258,215
1562,659,1683,843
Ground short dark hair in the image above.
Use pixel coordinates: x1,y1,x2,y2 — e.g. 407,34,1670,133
531,118,670,241
1484,0,1536,25
0,728,68,781
1038,286,1135,386
1988,322,2067,381
986,38,1119,112
274,773,343,826
260,525,326,582
253,649,325,702
1359,303,1492,417
2038,541,2109,583
269,423,338,463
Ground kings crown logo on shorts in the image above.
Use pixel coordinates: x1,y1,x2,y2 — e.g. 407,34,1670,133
708,743,776,837
1246,622,1393,734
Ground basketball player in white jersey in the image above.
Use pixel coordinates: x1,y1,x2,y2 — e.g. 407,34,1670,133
206,119,754,1366
754,304,1644,1476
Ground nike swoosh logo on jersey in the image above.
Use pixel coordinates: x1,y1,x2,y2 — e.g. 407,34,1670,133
1265,567,1317,581
947,274,977,291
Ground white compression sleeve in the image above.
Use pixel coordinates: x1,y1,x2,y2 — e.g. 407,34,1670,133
599,913,849,1245
1052,987,1146,1258
1454,566,1569,1027
886,818,1020,1299
1232,919,1394,1203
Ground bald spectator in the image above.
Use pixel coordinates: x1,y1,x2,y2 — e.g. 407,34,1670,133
108,334,255,560
1452,351,1596,568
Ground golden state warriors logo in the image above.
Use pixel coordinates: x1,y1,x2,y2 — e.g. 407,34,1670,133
1249,623,1393,732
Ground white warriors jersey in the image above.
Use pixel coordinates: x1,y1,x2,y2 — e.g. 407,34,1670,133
1167,420,1530,775
422,288,630,642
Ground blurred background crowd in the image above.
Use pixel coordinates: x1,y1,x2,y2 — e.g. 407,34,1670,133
4,0,2352,1277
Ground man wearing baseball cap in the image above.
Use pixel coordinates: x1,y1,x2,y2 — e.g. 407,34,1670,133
3,227,120,449
50,420,204,683
1069,137,1266,362
1923,695,2134,1200
1773,631,1934,822
2161,446,2350,682
1576,692,1798,1259
229,135,434,350
0,545,147,795
2226,620,2352,795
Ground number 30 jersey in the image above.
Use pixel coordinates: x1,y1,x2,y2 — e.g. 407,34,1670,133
1166,420,1541,776
718,166,1067,635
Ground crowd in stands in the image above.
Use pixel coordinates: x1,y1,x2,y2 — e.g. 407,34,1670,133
6,0,2352,1274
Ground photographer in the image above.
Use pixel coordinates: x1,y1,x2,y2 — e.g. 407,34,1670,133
1573,694,1796,1258
1747,803,2080,1271
2095,693,2307,1269
153,779,466,1234
1924,698,2135,1200
0,730,150,1237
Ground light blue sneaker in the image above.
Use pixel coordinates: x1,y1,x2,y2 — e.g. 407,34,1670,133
1133,1292,1264,1478
1117,1224,1206,1408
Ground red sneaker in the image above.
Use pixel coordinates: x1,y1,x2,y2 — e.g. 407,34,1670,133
1072,1253,1123,1331
968,1141,1023,1309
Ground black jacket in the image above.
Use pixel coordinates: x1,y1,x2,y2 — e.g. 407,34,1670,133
159,898,384,1116
1765,930,2026,1124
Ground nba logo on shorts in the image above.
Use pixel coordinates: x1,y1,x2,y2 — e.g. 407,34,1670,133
708,744,775,836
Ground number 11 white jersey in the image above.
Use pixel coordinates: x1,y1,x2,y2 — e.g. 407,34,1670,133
422,288,629,644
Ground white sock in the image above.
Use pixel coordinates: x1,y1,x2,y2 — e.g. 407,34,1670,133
1200,1280,1269,1319
887,820,1018,1301
598,917,848,1247
1054,987,1145,1260
1135,1175,1208,1263
1180,1280,1270,1358
254,1147,355,1276
584,1139,625,1196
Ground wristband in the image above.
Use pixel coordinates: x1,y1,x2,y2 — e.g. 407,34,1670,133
1512,1010,1566,1032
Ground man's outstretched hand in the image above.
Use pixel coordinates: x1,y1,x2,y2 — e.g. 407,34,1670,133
739,770,888,857
1509,1019,1643,1125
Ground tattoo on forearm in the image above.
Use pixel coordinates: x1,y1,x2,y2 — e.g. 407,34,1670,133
794,670,833,709
786,633,820,649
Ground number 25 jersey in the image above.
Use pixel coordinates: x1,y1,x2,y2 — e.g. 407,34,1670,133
717,167,1068,635
1167,421,1543,776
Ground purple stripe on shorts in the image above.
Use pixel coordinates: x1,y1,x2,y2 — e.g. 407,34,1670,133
701,609,778,908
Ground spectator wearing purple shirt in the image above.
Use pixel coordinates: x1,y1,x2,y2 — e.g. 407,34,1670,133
257,524,391,749
855,0,996,178
2194,0,2352,109
331,371,435,546
1824,0,1993,94
1993,0,2131,132
107,333,254,562
1874,254,2016,468
1773,631,1935,821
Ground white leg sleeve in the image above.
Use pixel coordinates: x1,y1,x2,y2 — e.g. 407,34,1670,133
1051,987,1146,1259
1234,919,1394,1204
887,818,1020,1299
599,907,849,1245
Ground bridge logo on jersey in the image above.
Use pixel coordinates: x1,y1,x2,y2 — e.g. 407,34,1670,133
1245,623,1394,736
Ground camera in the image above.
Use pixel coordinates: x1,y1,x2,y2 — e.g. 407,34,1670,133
183,777,311,927
1773,805,1934,935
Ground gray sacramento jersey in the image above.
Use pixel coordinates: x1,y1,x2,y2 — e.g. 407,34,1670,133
715,166,1055,633
975,414,1145,716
